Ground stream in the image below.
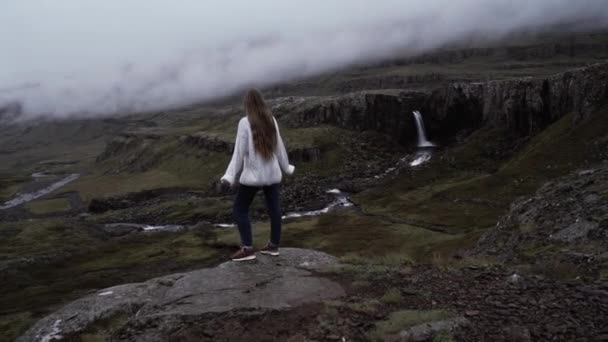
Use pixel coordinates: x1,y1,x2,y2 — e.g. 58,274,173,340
104,189,354,232
0,173,81,210
103,110,437,233
6,110,435,232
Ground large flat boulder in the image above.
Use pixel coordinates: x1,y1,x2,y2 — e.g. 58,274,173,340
19,248,344,342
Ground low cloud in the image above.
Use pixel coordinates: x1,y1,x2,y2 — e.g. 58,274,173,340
1,0,607,120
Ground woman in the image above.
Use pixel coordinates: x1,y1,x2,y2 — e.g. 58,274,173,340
221,88,295,262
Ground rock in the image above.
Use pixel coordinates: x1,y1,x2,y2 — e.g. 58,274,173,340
465,310,480,317
96,133,162,172
584,194,601,203
17,248,344,342
289,147,324,163
503,325,532,342
282,90,426,146
398,317,469,341
475,162,608,262
436,62,608,136
181,132,234,154
99,223,143,237
551,220,599,242
508,273,523,284
281,63,608,149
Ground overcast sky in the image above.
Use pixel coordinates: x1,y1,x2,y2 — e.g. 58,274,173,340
1,0,608,120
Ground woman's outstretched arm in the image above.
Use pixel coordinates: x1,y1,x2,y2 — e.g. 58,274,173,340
273,118,295,175
221,119,248,185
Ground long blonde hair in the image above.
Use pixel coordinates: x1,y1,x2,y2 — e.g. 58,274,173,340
244,88,277,160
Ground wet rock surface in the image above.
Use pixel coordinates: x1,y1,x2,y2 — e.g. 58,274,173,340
18,248,343,342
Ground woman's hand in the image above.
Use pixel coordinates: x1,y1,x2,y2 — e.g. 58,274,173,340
220,179,232,192
216,178,233,194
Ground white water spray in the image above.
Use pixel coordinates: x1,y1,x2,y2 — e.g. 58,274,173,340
410,111,435,167
412,111,435,147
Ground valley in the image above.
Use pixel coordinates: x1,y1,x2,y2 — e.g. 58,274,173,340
1,31,608,341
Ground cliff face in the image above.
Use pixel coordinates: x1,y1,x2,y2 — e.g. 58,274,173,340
280,91,427,145
282,62,608,145
95,133,164,173
181,132,324,163
96,133,163,162
181,133,234,154
432,62,608,137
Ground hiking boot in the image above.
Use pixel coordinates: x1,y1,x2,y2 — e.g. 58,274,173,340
231,247,256,261
260,243,280,256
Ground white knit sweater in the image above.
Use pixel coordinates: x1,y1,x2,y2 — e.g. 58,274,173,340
221,117,295,186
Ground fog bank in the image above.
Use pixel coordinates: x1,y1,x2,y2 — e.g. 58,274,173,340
1,0,608,120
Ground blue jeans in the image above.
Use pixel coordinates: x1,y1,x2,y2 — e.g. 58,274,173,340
233,183,282,247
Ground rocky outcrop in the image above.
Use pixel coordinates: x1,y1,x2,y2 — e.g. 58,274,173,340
181,131,325,162
430,62,608,137
398,317,469,341
181,133,234,154
96,133,162,163
279,91,427,145
476,161,608,263
88,188,178,213
288,147,323,162
18,248,344,342
279,63,608,146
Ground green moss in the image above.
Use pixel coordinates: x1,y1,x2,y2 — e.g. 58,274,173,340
0,312,34,342
599,269,608,282
26,198,72,214
0,219,97,258
520,244,558,259
347,299,382,315
433,331,456,342
369,310,453,341
0,223,222,338
0,184,20,203
210,209,469,267
339,253,413,267
380,288,403,304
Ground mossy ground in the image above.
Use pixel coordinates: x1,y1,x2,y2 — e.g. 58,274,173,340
0,218,227,341
25,198,72,214
368,309,454,341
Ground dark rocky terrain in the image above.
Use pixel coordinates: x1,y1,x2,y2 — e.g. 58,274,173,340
1,31,608,341
477,161,608,277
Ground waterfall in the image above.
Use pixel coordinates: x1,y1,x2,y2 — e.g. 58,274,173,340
409,111,435,167
412,111,434,147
